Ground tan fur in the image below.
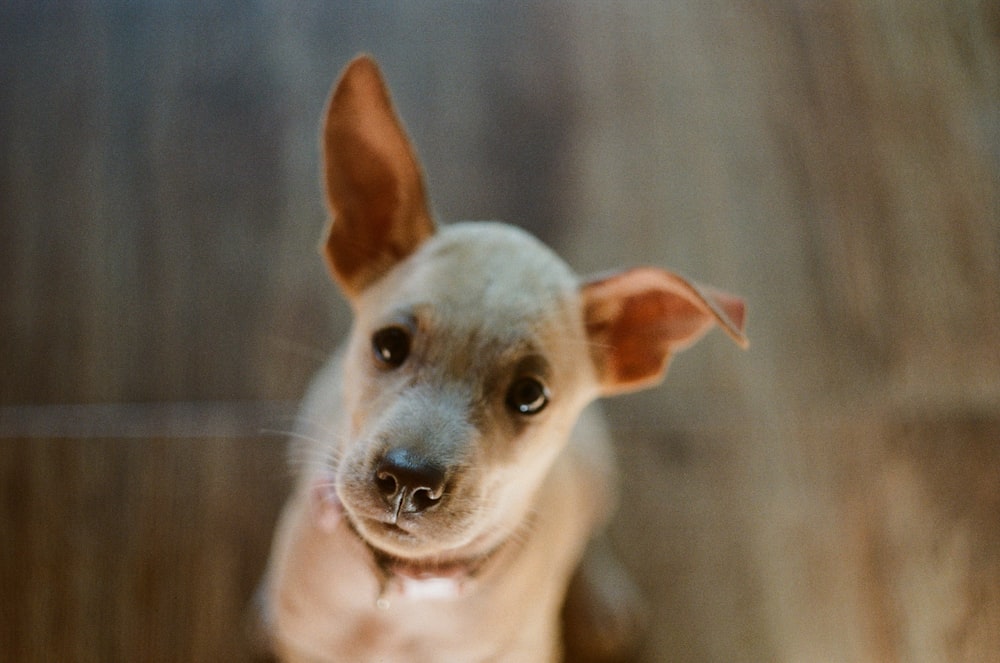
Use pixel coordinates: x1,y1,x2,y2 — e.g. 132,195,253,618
260,55,747,663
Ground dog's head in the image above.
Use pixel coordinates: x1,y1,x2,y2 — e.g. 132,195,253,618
315,56,747,564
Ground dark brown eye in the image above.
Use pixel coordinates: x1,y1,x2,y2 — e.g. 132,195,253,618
372,327,411,368
506,377,549,415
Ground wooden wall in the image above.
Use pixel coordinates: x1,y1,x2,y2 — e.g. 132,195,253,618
2,2,997,661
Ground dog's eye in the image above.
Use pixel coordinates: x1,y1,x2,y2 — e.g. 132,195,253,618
506,377,549,415
372,326,411,368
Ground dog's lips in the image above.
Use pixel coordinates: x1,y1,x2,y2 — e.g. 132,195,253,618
354,515,501,586
348,508,479,565
358,515,421,545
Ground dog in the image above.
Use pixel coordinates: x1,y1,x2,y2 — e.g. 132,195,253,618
259,55,748,663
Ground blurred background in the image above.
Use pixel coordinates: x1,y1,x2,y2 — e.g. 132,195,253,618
2,2,998,661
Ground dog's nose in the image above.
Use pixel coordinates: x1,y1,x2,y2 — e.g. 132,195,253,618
374,448,446,515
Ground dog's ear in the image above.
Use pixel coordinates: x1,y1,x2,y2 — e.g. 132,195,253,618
581,267,748,395
321,55,435,297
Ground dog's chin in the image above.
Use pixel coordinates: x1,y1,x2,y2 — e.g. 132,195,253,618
348,513,475,562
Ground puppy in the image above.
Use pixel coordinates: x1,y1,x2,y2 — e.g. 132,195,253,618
260,55,748,663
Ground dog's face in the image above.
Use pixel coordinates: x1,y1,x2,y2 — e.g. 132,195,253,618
313,56,747,564
334,223,597,560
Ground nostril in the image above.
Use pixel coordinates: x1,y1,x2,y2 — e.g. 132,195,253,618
375,470,399,499
409,486,442,512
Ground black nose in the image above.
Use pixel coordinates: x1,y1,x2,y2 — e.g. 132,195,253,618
374,448,446,515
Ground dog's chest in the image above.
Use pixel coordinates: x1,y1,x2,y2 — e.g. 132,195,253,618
269,497,561,662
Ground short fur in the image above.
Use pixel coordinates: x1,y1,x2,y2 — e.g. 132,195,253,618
260,55,747,663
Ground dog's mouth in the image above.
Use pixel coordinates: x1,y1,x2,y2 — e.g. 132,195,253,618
351,517,488,576
348,505,485,564
310,478,511,586
360,517,420,545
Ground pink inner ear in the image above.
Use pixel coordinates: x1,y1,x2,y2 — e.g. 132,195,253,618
582,267,748,394
602,290,711,386
321,55,435,297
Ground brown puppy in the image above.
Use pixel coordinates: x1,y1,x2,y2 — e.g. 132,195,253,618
260,55,748,663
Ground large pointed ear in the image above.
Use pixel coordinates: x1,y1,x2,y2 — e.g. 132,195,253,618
582,267,748,395
321,55,436,297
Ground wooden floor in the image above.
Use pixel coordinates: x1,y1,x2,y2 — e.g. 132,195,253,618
3,2,998,661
